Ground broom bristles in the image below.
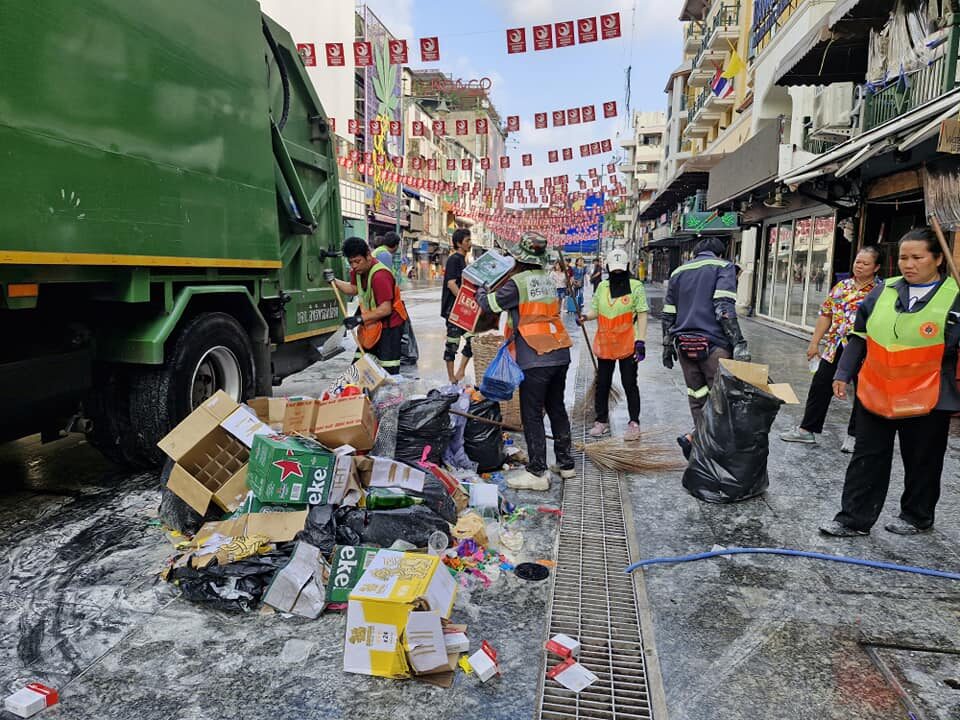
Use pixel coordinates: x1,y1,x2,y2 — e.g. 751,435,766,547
576,435,686,473
573,379,622,418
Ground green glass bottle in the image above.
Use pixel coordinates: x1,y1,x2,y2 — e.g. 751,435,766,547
365,488,424,510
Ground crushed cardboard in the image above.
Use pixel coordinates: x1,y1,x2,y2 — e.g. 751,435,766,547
719,359,800,404
313,395,377,452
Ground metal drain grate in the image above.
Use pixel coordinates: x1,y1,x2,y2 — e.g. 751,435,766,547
537,348,654,720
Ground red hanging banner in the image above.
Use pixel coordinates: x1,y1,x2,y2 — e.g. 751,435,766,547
389,40,408,64
420,37,440,62
555,21,575,48
552,110,566,127
369,120,382,135
480,157,491,169
603,100,618,118
591,141,602,154
567,107,581,124
475,118,489,134
363,151,373,165
427,158,438,170
506,115,520,132
577,17,598,43
376,154,386,167
607,163,616,173
446,159,456,171
562,147,573,160
455,119,468,136
588,168,597,178
506,28,527,54
580,144,590,157
348,119,360,135
393,156,404,168
533,24,553,51
462,158,473,170
389,120,401,136
522,154,533,166
600,138,612,152
534,112,547,129
354,41,373,67
411,157,423,170
433,119,447,136
582,105,596,122
601,12,622,39
548,150,559,163
500,156,511,169
325,43,345,66
298,43,317,66
412,120,425,137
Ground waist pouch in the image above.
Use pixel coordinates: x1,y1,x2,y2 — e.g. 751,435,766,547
677,334,710,361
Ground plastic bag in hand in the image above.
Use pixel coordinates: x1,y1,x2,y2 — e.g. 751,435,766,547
479,341,524,401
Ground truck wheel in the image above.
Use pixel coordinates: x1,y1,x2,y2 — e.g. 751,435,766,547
87,312,255,468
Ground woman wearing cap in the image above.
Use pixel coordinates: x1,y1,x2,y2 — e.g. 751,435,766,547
578,248,648,441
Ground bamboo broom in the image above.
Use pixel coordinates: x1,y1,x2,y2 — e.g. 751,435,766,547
576,435,686,474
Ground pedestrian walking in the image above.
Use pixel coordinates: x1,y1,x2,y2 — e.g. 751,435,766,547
332,237,407,375
661,236,750,457
477,232,574,491
572,258,587,311
441,228,473,383
551,262,568,305
577,248,648,441
373,231,418,366
820,228,960,537
590,259,603,293
781,247,881,452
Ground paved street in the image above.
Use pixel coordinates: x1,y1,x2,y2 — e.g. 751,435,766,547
1,284,960,719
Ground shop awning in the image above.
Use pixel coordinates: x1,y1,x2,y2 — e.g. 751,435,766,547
638,154,725,221
779,86,960,186
707,121,781,209
647,235,693,249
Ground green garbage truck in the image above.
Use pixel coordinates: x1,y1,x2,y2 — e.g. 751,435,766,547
0,1,346,466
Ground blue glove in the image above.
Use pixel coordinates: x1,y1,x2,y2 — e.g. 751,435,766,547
634,340,646,362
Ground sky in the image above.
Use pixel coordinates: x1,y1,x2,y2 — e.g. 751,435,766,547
360,0,682,198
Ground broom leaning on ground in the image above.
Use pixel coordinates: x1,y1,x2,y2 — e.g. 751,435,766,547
577,434,686,474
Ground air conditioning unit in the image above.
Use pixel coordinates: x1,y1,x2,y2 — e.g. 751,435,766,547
812,83,856,138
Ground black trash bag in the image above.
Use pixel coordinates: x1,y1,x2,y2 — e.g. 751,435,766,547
158,459,221,536
295,504,337,554
333,505,450,548
400,319,419,365
407,473,458,524
395,392,456,467
464,399,506,472
167,551,291,612
682,364,783,503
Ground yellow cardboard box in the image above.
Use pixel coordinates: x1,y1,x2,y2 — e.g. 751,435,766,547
343,550,457,678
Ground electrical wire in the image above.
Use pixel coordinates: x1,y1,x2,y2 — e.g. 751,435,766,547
624,546,960,581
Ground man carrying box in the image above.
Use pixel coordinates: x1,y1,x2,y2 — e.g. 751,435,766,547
442,228,474,383
332,237,408,375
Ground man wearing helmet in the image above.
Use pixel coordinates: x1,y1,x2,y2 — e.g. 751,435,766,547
476,232,575,491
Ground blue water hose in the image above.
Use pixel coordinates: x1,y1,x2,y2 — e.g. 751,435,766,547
624,547,960,581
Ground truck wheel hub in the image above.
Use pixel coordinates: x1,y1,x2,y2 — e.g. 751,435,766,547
190,346,241,409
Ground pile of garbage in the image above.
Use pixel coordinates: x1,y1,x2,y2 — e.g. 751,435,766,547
155,353,537,686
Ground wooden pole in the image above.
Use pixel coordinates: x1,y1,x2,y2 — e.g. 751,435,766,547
930,215,960,286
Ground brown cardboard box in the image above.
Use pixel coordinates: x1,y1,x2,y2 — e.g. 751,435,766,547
283,397,318,434
313,396,377,451
719,359,800,404
157,391,253,515
196,509,310,543
248,397,287,430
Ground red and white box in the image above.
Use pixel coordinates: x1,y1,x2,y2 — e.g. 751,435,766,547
468,641,500,683
547,657,598,693
448,279,481,333
5,684,59,718
546,633,581,659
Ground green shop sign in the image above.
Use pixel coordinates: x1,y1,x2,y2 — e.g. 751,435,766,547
681,211,740,233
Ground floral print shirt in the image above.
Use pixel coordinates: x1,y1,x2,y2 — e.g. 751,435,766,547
819,277,877,363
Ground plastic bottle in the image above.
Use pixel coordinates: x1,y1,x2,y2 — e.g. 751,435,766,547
808,357,820,374
427,530,449,556
365,488,424,510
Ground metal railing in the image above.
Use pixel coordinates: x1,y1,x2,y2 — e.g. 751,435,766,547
685,22,703,43
712,4,739,32
863,54,949,130
687,89,709,124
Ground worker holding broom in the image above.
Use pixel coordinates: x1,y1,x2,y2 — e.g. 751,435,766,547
577,248,648,441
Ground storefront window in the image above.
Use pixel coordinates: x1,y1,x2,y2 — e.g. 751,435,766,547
759,225,777,316
806,216,835,325
772,221,792,320
787,218,811,326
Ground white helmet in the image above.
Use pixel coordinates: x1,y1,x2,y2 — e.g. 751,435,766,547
606,248,629,273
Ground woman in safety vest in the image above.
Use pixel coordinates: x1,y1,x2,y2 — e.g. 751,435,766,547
820,228,960,537
578,248,648,441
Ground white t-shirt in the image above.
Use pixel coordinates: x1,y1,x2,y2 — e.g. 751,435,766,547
907,282,938,310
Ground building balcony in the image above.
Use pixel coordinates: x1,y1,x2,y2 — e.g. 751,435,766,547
864,54,949,132
707,5,740,51
684,23,704,53
688,64,714,87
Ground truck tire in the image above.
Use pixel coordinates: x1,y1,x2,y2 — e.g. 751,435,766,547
87,312,255,469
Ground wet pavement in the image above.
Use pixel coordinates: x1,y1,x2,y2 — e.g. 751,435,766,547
1,283,960,719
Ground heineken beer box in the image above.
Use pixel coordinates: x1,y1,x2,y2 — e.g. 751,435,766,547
326,545,379,604
344,550,457,678
247,434,337,505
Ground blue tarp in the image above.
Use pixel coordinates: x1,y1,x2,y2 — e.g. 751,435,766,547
563,192,604,254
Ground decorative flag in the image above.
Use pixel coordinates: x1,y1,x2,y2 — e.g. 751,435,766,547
428,158,438,170
603,101,618,118
607,163,616,173
388,40,408,64
552,110,566,127
481,157,491,169
567,107,581,124
363,151,373,164
376,153,386,166
589,168,597,178
522,154,532,166
433,119,446,136
500,156,511,169
328,118,336,133
600,139,612,152
582,105,596,122
580,144,590,157
456,119,468,135
562,147,573,160
725,49,746,79
506,28,527,54
354,41,373,67
446,159,456,171
555,21,575,48
578,17,598,43
600,12,622,40
393,156,403,168
534,112,548,129
325,43,345,67
412,157,423,170
389,120,401,136
533,24,553,51
298,43,317,66
420,37,440,62
548,150,559,163
476,118,489,134
348,119,360,135
369,120,382,136
462,158,472,170
412,120,425,137
506,115,520,132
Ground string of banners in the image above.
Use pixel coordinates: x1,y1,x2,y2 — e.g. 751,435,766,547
506,101,618,132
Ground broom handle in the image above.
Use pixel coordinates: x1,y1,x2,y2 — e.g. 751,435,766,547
449,407,554,440
557,250,598,370
930,215,960,287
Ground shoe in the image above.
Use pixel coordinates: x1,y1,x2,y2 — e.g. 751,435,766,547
589,422,610,438
624,422,641,442
780,427,816,444
840,435,856,454
676,434,692,460
884,519,932,535
506,469,550,491
818,520,869,537
549,464,576,480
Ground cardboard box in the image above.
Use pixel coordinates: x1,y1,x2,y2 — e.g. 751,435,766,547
328,353,391,396
4,684,58,719
448,278,482,332
326,545,379,604
263,541,330,619
467,642,500,683
219,406,272,448
313,395,377,452
546,633,581,659
247,434,337,505
197,509,309,543
157,390,252,515
547,658,598,692
719,359,800,404
463,249,515,288
330,445,363,506
248,397,287,430
357,456,426,493
283,396,318,434
344,550,457,678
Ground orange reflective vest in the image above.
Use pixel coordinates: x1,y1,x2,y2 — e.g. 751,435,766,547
593,279,647,360
857,276,959,419
493,270,572,355
357,261,408,350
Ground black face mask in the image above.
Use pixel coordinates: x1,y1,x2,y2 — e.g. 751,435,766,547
609,270,631,298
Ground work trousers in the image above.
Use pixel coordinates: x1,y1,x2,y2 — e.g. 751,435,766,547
835,405,951,531
678,346,731,428
595,356,640,424
443,320,473,363
799,344,857,436
519,364,573,475
354,323,402,375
